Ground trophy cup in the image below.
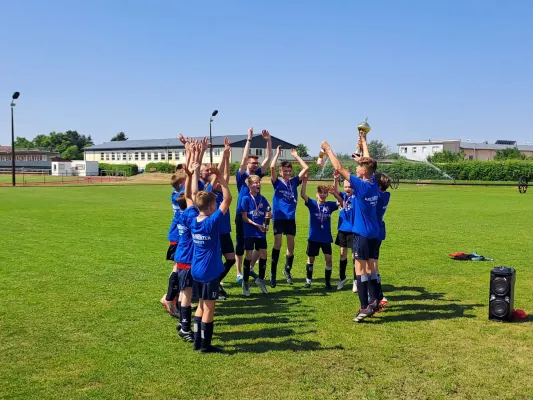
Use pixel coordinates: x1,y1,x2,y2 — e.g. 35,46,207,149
356,117,371,155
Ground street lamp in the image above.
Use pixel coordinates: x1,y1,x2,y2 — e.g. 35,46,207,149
209,110,218,165
10,92,20,187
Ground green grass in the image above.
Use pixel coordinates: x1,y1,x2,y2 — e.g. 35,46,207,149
1,183,533,399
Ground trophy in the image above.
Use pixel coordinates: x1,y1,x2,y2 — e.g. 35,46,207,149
356,117,371,155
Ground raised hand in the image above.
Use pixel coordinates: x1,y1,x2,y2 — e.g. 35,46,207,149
248,127,254,140
206,167,222,178
261,130,270,140
290,148,299,158
333,170,340,179
276,145,282,156
201,137,210,151
178,133,189,145
224,137,231,153
321,141,331,151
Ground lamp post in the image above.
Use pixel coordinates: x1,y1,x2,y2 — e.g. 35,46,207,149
209,110,218,165
10,92,20,187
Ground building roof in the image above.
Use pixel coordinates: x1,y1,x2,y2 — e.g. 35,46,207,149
84,134,298,152
397,140,460,146
0,147,59,155
459,142,533,151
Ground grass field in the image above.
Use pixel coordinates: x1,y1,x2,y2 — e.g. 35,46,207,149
1,183,533,399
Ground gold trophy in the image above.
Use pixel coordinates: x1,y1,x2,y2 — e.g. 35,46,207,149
356,117,371,155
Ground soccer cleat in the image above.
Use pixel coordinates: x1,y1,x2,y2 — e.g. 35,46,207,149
236,274,243,284
200,345,223,354
337,278,348,291
353,303,376,322
379,298,388,308
304,281,311,289
352,281,358,293
326,282,332,290
255,278,269,294
178,329,194,342
242,282,250,297
218,286,228,300
283,267,294,284
160,296,177,317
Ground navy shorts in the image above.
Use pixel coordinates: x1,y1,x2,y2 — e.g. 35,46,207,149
178,268,193,289
353,234,379,261
335,230,353,249
166,243,177,261
244,237,268,251
193,278,220,301
273,219,296,236
235,213,245,256
220,233,235,255
306,241,332,257
372,240,382,260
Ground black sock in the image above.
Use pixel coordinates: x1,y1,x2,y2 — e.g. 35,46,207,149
286,255,294,270
306,263,314,281
259,258,267,280
369,273,379,303
377,274,384,300
181,306,192,332
165,271,179,301
325,267,332,285
356,275,369,309
243,259,251,282
271,248,280,271
193,316,202,350
219,258,236,281
339,259,348,281
201,321,214,350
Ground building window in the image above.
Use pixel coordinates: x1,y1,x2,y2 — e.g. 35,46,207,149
161,152,166,160
173,151,178,160
112,153,115,161
134,152,139,160
168,151,172,160
122,153,127,160
100,152,104,160
105,153,110,161
141,152,145,160
401,147,407,154
147,153,151,161
412,147,417,153
154,153,159,161
214,148,221,156
422,146,427,153
468,155,473,160
128,153,133,160
432,146,439,152
255,149,263,156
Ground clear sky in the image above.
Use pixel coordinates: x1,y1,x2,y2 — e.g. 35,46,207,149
1,0,532,155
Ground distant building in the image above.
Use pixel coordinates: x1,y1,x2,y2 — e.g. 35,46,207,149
397,140,533,161
83,135,302,169
0,147,60,171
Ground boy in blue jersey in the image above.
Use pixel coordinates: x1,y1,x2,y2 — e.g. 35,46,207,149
300,176,342,289
204,138,235,299
235,127,272,283
189,166,232,353
373,172,392,309
333,171,356,291
269,146,309,287
240,175,271,296
322,135,381,322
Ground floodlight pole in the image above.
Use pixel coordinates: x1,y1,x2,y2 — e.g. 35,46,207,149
10,92,20,187
209,110,218,166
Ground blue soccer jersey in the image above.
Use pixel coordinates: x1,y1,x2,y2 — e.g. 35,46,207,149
198,180,206,191
204,184,231,234
337,192,355,232
189,209,225,283
305,198,338,243
241,194,270,239
174,206,200,264
349,174,380,239
272,176,300,220
377,191,391,241
236,168,263,213
168,187,185,242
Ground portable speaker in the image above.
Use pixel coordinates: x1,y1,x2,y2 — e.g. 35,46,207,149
489,266,515,322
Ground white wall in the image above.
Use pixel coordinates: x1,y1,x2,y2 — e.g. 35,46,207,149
397,144,443,161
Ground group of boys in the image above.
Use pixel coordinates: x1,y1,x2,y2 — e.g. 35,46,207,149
160,127,393,354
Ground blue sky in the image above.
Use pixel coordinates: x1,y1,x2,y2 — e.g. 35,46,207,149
1,0,532,155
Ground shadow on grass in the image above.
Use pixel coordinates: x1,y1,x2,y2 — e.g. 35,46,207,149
382,285,450,302
510,314,533,324
224,339,345,354
369,302,484,323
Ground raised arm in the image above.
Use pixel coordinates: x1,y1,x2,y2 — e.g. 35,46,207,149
223,138,231,183
361,134,370,158
208,167,232,215
184,161,198,208
328,184,344,204
239,127,254,174
190,142,201,201
199,137,210,165
261,130,272,170
270,145,281,184
321,141,351,181
290,148,309,181
300,174,309,202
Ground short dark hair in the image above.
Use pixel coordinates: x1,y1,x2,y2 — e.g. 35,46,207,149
374,172,391,191
195,191,217,212
280,161,293,169
357,157,377,174
177,193,187,210
316,185,329,194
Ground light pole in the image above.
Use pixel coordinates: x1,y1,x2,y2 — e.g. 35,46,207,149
209,110,218,165
10,92,20,187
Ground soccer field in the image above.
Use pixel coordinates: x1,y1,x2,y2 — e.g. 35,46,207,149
1,183,533,399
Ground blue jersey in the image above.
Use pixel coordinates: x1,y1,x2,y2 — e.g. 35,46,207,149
377,191,391,241
174,206,199,264
241,193,270,239
272,176,300,220
168,187,185,242
236,168,263,213
349,174,380,238
337,192,355,232
189,209,225,283
204,184,231,234
198,180,206,191
305,198,338,243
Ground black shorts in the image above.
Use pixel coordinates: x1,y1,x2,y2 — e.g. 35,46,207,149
372,240,382,260
193,278,220,301
353,234,379,261
244,237,268,251
335,231,353,248
306,241,332,257
178,268,193,289
166,243,177,261
235,214,245,256
273,219,296,236
220,233,235,255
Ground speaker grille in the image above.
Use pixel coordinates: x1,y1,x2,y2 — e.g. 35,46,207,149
490,299,509,318
491,277,509,296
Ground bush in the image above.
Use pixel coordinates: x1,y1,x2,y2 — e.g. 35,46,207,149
98,163,138,176
145,162,175,174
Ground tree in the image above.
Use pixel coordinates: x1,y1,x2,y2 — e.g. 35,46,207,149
494,147,525,161
295,143,309,157
111,132,128,141
14,137,34,149
367,140,390,160
61,145,81,160
427,150,465,163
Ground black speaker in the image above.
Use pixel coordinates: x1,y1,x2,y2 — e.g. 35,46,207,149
489,266,515,322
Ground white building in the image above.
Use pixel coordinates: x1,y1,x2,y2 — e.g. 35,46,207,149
83,135,300,169
51,160,99,176
397,140,461,161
